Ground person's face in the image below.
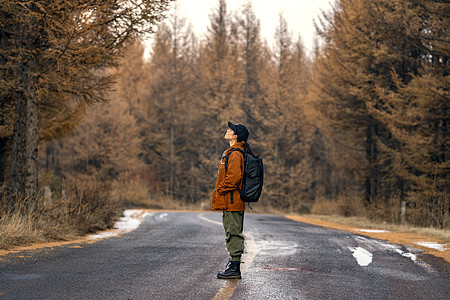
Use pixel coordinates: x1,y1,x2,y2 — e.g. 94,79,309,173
225,128,237,140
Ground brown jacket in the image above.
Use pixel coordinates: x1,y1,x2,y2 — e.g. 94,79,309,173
210,142,245,211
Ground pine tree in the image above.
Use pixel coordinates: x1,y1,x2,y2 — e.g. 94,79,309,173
0,0,172,211
44,42,150,204
234,1,276,161
312,0,448,226
196,0,244,187
312,0,406,207
58,96,144,182
142,10,203,202
366,0,449,227
235,1,265,127
263,13,311,211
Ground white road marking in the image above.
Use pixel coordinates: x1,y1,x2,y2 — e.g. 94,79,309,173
198,213,222,226
242,232,258,273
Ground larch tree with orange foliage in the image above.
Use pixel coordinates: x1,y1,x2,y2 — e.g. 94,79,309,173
312,0,448,227
0,0,173,212
367,0,449,227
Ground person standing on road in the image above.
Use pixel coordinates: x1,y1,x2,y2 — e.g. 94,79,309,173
211,121,252,279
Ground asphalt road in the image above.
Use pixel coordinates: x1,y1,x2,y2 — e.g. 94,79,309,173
0,212,448,300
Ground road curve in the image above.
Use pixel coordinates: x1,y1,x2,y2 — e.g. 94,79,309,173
0,211,448,299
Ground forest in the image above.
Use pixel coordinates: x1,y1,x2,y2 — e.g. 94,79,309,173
0,0,448,247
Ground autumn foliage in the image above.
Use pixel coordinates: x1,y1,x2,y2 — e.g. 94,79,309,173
1,0,448,233
0,0,172,211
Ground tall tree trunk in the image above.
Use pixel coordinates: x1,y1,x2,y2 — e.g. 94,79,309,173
364,122,378,204
0,136,12,211
0,96,8,209
9,58,40,211
168,17,178,198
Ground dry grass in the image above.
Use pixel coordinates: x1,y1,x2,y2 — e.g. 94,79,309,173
300,214,450,243
0,177,121,250
0,209,47,249
311,196,367,217
111,176,151,207
0,204,83,249
308,196,449,242
110,175,183,210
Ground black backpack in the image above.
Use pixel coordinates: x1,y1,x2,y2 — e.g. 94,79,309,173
224,149,264,205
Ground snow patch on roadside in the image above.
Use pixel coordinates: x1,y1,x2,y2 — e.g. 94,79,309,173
415,242,447,252
88,209,151,240
348,246,373,266
355,236,418,262
393,248,417,261
353,236,438,274
356,229,390,233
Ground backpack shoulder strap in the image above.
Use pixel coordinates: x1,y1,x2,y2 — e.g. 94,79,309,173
224,148,245,173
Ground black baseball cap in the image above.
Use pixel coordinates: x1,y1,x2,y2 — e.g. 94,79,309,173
228,121,249,142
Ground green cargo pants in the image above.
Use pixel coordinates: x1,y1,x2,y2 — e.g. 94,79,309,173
222,211,245,262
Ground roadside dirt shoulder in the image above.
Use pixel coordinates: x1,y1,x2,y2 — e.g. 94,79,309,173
286,215,449,263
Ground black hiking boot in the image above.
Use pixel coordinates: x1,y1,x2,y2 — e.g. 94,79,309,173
217,261,241,279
